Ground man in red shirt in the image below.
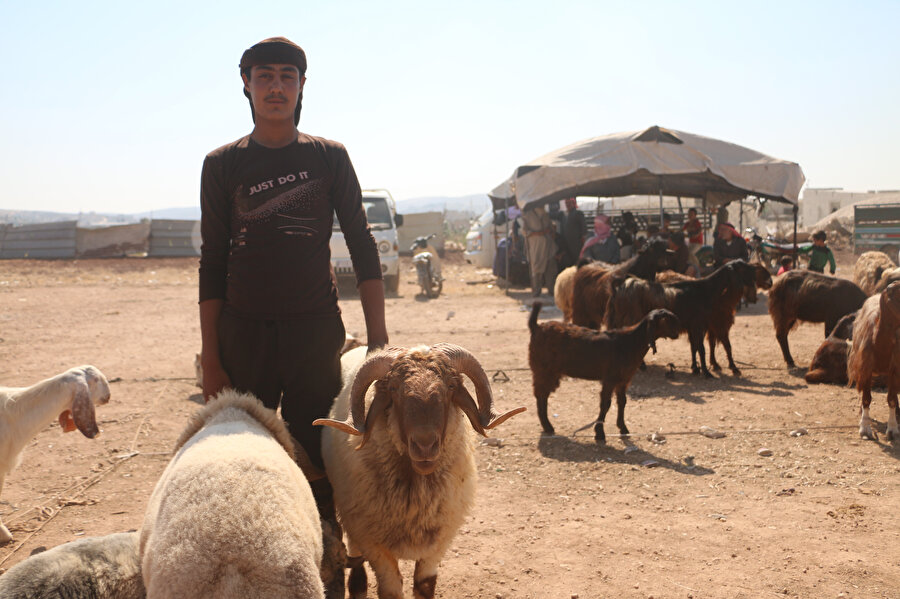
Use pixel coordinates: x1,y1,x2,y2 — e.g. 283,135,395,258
682,207,704,254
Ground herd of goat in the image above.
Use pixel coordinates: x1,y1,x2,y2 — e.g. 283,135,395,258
0,242,899,598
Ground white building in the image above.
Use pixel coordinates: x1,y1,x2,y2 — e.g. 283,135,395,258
800,188,900,228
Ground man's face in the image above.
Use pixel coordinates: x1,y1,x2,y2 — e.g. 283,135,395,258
718,224,733,240
242,64,304,122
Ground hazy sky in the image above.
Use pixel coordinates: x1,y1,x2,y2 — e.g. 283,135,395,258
1,0,897,214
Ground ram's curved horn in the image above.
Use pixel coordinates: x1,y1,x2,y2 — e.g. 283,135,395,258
313,347,404,445
431,343,525,434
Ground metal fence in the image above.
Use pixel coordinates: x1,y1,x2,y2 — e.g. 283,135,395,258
0,221,78,259
0,219,202,259
148,220,201,257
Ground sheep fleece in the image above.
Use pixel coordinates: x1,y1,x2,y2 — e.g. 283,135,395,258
139,391,323,599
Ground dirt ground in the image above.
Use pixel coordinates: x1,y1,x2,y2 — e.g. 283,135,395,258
1,252,898,598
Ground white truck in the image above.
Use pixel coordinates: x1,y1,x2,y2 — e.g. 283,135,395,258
330,189,403,294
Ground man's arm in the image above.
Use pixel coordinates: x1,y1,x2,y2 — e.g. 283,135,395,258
199,299,231,401
358,279,389,350
828,249,836,274
328,143,388,349
198,153,232,401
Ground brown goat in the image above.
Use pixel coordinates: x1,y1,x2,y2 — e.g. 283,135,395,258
571,238,674,329
847,282,900,440
706,263,773,375
606,260,760,377
804,311,857,385
767,270,867,368
528,302,680,443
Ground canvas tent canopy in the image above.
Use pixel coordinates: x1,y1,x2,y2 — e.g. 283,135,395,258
488,126,805,212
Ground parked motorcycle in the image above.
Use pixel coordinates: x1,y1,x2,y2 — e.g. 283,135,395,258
411,234,442,298
744,227,813,271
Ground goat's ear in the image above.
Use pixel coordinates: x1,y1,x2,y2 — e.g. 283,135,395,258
647,315,658,354
451,384,488,436
71,381,99,439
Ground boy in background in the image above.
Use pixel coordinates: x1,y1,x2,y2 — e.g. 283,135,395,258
808,231,836,274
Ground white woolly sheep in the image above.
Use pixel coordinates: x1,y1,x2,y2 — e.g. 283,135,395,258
139,390,324,599
853,251,897,295
0,365,110,543
315,344,525,599
0,531,144,599
847,282,900,440
553,264,581,322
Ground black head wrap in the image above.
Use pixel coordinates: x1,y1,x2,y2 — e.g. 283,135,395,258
239,37,307,126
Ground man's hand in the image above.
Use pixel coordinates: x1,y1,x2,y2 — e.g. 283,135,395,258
202,360,232,403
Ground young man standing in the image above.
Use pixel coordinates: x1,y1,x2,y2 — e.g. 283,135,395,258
198,39,387,591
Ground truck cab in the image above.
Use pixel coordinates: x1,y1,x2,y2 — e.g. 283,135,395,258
330,189,403,294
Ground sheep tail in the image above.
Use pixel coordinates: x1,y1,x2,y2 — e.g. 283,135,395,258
529,301,542,334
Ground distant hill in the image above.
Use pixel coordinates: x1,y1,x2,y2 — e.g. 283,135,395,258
0,206,201,227
395,194,491,216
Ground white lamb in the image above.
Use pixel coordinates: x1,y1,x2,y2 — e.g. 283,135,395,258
315,344,525,599
139,390,324,599
0,531,144,599
0,365,110,543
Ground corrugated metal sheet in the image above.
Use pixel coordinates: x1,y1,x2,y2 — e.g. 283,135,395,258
149,219,201,257
397,212,445,255
0,221,78,259
77,222,150,258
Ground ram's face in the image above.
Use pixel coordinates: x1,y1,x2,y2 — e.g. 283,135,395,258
391,371,452,475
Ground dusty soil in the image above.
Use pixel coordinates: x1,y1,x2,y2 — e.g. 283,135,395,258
1,252,898,598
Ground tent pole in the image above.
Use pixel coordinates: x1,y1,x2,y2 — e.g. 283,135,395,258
792,204,798,261
739,197,743,234
658,178,664,230
702,197,707,245
505,199,511,297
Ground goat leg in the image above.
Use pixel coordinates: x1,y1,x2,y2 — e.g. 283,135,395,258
859,386,877,441
413,558,440,599
694,330,713,378
776,321,797,368
718,332,741,376
886,378,900,441
615,386,630,438
0,475,10,543
707,331,722,372
595,386,614,444
534,384,557,436
348,564,368,599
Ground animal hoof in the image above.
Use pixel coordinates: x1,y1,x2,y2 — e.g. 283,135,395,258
887,428,900,442
594,435,607,445
703,371,714,379
540,427,556,437
859,426,877,441
731,368,742,377
711,363,722,372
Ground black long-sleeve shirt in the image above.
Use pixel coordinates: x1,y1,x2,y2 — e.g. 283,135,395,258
199,133,381,319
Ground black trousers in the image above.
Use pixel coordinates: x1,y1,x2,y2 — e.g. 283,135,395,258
217,311,345,470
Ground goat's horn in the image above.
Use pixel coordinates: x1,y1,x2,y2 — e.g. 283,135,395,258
432,343,526,431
